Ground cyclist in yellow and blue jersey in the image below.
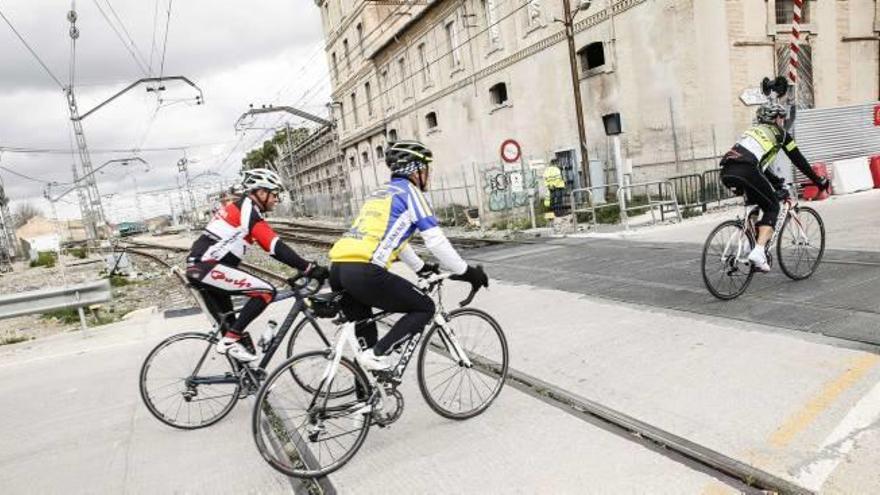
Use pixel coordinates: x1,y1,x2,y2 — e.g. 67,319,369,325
719,102,829,272
328,140,489,371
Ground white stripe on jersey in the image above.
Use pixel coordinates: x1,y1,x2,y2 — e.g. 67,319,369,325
371,209,414,267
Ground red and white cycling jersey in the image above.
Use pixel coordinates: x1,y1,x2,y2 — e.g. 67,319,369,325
189,196,280,265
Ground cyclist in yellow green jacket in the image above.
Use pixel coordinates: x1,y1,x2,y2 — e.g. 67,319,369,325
719,103,829,272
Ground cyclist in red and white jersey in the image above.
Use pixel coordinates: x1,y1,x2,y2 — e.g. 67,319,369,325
186,168,328,362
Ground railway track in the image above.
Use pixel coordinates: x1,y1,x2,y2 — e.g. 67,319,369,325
114,235,813,493
269,219,511,250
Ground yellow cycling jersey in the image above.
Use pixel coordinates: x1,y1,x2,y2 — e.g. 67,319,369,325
329,178,439,268
735,124,798,171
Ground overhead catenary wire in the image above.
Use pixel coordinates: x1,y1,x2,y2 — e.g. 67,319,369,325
103,0,151,70
224,0,418,173
148,0,160,74
91,0,150,75
0,7,66,90
0,140,239,155
157,0,174,79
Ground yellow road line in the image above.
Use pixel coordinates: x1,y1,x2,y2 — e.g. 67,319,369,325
769,354,880,448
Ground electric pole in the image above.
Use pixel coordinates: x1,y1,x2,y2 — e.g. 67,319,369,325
559,0,593,188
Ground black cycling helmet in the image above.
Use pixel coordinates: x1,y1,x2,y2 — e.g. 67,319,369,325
385,140,433,177
756,103,786,125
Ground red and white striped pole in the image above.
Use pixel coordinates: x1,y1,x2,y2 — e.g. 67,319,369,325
788,0,803,107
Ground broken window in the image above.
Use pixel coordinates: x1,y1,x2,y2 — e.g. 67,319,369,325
489,82,508,105
578,42,605,72
425,111,438,129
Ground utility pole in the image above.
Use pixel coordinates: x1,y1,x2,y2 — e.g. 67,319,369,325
178,157,196,226
559,0,593,188
66,8,105,240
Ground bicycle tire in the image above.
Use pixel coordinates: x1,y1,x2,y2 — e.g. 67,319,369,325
777,205,825,280
701,220,756,300
285,316,335,358
253,350,372,478
417,307,508,420
139,332,241,429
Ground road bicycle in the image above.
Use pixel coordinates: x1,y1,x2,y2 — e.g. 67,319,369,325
701,184,825,300
251,271,508,478
138,268,331,429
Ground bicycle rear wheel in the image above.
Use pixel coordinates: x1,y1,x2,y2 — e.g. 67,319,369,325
777,206,825,280
253,351,371,478
139,332,241,429
701,220,756,300
418,308,508,420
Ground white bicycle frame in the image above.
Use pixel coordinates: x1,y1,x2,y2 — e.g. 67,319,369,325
314,272,474,419
719,185,803,266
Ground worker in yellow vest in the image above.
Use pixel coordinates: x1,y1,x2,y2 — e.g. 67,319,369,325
543,159,566,218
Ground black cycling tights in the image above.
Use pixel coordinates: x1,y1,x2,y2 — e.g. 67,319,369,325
720,161,780,228
330,262,436,356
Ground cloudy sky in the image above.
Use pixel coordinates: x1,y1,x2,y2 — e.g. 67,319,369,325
0,0,329,222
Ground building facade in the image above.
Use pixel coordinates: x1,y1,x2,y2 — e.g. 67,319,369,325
282,125,349,216
316,0,880,213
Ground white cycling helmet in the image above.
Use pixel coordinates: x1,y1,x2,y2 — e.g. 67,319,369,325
241,168,284,193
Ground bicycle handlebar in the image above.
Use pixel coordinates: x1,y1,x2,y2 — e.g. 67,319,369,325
417,271,484,307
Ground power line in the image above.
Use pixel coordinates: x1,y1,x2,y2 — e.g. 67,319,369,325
148,0,160,74
0,7,66,89
158,0,174,79
0,166,64,185
0,140,238,155
91,0,150,75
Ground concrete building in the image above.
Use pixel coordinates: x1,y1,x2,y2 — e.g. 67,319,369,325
315,0,880,215
282,124,349,217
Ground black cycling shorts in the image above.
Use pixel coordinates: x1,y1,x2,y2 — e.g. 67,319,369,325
330,262,435,356
719,160,780,227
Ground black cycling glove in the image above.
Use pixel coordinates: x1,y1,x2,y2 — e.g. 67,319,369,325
417,262,440,277
451,265,489,288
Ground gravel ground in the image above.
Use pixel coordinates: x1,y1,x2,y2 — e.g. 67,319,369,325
0,251,194,345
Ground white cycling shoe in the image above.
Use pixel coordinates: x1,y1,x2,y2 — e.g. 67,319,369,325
359,349,393,372
748,246,771,273
216,335,259,363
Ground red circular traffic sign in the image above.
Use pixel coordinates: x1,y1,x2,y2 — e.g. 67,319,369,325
500,139,521,163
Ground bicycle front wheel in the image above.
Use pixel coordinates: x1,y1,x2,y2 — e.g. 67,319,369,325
417,308,508,420
777,206,825,280
139,332,241,429
701,220,756,300
253,351,371,479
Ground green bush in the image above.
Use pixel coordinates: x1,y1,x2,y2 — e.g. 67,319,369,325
435,203,471,227
107,275,130,287
29,251,57,268
41,307,81,324
69,247,88,259
681,206,704,219
0,335,31,346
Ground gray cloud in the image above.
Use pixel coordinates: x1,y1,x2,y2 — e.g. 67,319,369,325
0,0,330,220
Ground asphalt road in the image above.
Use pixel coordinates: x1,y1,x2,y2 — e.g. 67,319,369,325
468,238,880,346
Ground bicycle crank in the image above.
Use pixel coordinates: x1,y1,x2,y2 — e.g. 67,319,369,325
373,388,404,427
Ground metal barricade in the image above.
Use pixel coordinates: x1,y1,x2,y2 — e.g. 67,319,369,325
0,279,112,332
701,168,735,205
667,173,706,212
616,180,681,229
570,183,620,230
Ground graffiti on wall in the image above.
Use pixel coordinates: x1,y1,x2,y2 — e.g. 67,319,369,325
482,166,538,212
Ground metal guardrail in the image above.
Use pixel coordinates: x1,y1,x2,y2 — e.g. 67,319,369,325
701,168,736,205
667,173,706,212
0,279,112,331
570,183,621,230
617,180,682,229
